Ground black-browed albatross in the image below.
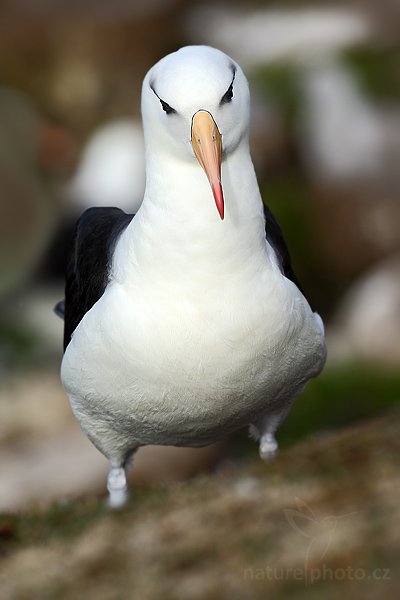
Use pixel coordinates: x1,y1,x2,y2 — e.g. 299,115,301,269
58,46,326,507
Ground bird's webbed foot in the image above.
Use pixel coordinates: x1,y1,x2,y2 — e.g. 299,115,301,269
107,465,128,509
250,407,289,462
259,432,279,461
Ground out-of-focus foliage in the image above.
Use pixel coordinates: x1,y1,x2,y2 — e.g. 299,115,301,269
343,45,400,100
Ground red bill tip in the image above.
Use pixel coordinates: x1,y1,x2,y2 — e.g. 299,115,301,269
212,182,224,220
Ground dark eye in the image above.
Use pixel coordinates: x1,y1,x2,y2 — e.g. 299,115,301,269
160,99,176,115
220,82,234,105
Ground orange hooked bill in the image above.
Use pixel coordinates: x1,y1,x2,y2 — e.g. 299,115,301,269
191,110,224,220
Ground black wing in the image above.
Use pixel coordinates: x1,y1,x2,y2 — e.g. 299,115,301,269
60,207,134,351
263,203,305,296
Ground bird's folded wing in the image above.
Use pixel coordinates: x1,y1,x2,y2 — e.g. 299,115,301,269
263,202,306,300
61,206,134,351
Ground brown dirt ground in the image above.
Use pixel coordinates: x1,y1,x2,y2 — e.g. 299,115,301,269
0,412,399,600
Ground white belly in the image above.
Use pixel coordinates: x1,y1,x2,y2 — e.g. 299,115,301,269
61,268,326,459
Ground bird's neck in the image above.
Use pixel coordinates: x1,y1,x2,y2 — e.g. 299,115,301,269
113,143,273,283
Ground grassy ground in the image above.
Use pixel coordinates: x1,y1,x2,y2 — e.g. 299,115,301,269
1,411,399,600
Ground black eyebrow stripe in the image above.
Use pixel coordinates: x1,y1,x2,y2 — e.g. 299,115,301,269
219,66,236,106
227,65,237,90
149,81,177,114
149,81,161,100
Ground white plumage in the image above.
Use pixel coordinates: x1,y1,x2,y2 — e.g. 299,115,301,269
60,46,326,507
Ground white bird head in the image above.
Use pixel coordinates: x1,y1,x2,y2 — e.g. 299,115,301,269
141,45,251,220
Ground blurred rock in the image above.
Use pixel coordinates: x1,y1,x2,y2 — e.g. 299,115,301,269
187,6,371,67
67,119,145,214
300,59,389,183
302,57,400,281
328,257,400,365
300,58,400,185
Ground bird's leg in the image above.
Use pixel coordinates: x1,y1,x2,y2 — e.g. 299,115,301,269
107,449,137,508
107,464,128,509
259,431,279,460
250,406,291,461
